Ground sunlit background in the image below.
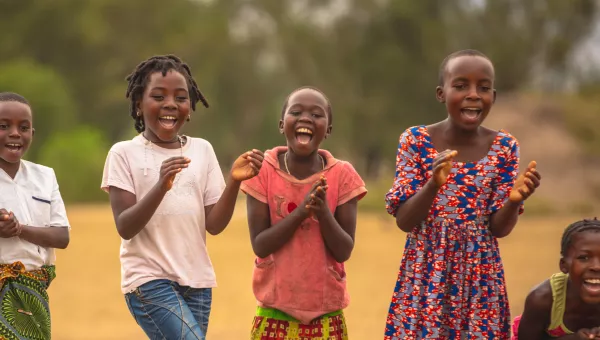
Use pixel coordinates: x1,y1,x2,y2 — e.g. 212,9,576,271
1,0,599,338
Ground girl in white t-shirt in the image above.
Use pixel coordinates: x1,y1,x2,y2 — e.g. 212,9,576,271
101,55,263,340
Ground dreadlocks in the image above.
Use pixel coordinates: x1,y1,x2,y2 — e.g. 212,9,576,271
125,55,209,133
281,86,333,125
438,49,494,86
561,217,600,256
0,92,30,106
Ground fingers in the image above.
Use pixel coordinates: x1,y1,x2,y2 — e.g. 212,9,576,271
0,208,8,215
433,161,453,174
527,160,537,170
162,157,191,167
314,185,328,198
433,150,457,167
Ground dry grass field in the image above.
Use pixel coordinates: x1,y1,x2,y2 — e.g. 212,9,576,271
48,203,573,339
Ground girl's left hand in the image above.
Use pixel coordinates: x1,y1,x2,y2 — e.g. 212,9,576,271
306,177,329,218
509,161,541,202
230,149,264,181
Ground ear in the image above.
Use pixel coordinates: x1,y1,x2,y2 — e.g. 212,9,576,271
136,100,142,112
436,86,445,103
492,89,497,104
559,257,568,274
278,119,284,134
31,128,35,137
325,125,332,139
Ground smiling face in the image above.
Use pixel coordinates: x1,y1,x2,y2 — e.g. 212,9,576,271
137,70,191,142
436,55,496,131
0,101,33,170
279,88,332,156
561,231,600,304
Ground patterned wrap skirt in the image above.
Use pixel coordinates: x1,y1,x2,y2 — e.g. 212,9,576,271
0,262,55,340
251,307,348,340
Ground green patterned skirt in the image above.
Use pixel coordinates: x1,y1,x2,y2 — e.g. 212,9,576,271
0,262,55,340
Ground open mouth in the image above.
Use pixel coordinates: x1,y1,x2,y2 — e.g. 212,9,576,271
158,115,178,129
295,127,313,145
5,143,23,153
583,278,600,294
460,108,482,123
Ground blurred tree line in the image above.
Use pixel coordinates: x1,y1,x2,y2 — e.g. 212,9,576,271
0,0,598,202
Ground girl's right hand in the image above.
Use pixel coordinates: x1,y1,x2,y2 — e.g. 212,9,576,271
300,177,327,217
157,156,190,192
432,149,458,188
0,209,21,238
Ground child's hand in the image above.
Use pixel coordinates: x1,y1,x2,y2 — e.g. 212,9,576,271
299,177,326,218
509,161,541,202
576,327,600,339
432,150,458,188
158,156,190,192
306,176,329,218
230,149,264,182
0,209,21,238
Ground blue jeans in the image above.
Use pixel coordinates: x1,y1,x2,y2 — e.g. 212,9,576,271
125,279,212,340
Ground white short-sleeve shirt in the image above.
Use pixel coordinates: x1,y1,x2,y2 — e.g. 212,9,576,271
101,135,226,294
0,160,71,270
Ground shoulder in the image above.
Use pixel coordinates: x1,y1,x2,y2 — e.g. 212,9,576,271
22,160,56,178
524,279,554,315
496,129,519,148
108,140,138,155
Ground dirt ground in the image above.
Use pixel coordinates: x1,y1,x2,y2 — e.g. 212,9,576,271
48,204,573,339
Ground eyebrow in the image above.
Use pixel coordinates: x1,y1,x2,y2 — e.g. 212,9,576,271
149,87,189,92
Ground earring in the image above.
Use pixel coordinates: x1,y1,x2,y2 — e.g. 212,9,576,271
137,111,141,117
187,115,191,122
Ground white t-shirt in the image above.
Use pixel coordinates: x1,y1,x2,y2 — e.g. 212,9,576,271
101,135,226,294
0,160,71,270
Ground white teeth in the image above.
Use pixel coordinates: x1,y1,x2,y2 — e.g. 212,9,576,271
160,116,177,120
585,279,600,284
296,128,312,135
463,108,480,111
6,144,21,147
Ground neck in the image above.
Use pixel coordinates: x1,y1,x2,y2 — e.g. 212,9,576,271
284,148,324,178
142,131,181,145
442,119,481,144
0,159,20,179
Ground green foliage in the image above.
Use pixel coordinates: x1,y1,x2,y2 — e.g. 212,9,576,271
37,126,109,203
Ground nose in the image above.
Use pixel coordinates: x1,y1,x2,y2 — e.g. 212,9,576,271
162,96,177,110
8,126,20,138
466,85,481,101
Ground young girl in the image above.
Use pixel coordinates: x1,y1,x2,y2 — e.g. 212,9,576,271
514,218,600,340
101,55,263,340
0,92,70,339
241,87,367,340
384,49,542,339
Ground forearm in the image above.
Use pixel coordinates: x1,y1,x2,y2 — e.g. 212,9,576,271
19,225,69,249
318,211,354,262
115,185,166,240
395,180,439,232
252,209,307,258
205,175,241,235
489,200,521,238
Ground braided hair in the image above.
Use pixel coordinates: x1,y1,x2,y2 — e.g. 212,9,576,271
438,49,494,86
0,92,30,106
125,55,209,133
561,217,600,256
281,86,333,125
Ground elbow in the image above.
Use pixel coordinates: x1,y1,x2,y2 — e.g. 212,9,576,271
333,251,352,263
56,235,70,249
395,216,415,233
116,225,134,241
252,243,270,259
492,229,511,239
206,225,223,236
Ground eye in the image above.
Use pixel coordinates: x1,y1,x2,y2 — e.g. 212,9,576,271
151,95,164,101
176,96,188,102
312,112,323,118
577,255,589,261
290,111,301,116
0,124,7,129
20,126,30,132
480,86,491,92
453,84,467,90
